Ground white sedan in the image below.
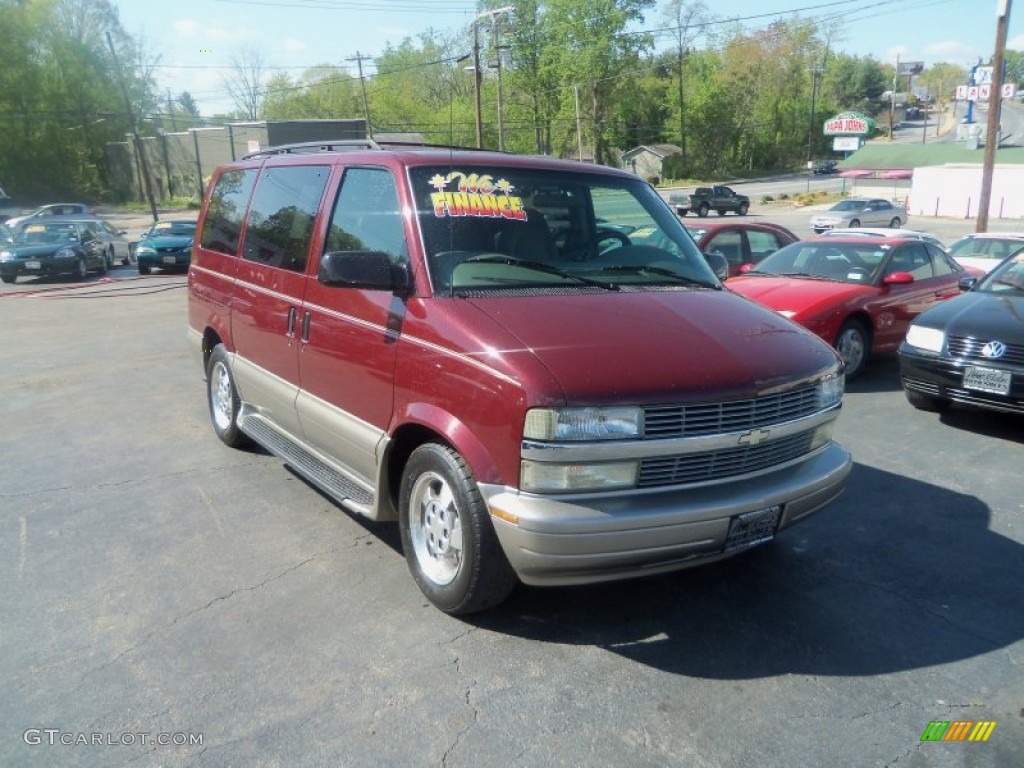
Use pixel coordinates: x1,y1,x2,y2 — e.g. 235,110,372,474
810,198,907,234
945,232,1024,273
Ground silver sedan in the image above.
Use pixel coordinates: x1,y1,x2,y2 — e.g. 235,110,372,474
810,198,907,234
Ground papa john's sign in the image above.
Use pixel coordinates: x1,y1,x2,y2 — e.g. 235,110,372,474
823,111,875,136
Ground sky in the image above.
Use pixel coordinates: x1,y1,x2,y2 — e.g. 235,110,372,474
117,0,1024,116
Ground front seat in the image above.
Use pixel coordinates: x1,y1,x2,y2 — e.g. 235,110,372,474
497,208,559,263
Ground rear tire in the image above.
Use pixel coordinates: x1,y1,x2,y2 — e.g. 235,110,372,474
904,388,950,412
835,319,870,379
399,442,518,615
697,203,709,217
206,344,251,448
849,219,861,228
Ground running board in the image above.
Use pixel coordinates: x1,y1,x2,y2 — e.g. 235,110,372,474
239,412,375,515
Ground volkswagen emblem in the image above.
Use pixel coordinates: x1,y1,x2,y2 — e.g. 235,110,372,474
981,341,1007,359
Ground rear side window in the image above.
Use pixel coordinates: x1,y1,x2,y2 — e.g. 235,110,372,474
324,168,407,264
200,169,257,256
242,165,330,272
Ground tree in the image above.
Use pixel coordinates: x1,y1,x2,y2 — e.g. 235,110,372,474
223,48,268,120
179,91,201,117
660,0,710,167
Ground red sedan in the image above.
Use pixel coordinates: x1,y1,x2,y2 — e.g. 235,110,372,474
727,235,980,378
684,220,799,277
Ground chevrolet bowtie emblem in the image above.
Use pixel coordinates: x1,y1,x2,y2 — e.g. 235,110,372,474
738,428,771,446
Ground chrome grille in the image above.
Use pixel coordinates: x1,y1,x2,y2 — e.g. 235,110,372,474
643,386,821,439
947,335,1024,366
637,430,817,488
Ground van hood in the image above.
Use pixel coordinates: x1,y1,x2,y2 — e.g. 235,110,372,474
466,290,839,405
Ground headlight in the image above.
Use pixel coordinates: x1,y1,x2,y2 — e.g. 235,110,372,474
778,310,797,318
520,460,638,493
524,407,642,441
0,250,12,262
136,246,156,255
54,247,76,259
905,325,944,353
817,371,844,409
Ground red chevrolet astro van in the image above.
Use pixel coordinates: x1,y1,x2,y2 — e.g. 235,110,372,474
187,141,852,615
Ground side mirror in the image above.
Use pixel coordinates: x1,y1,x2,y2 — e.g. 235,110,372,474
883,271,914,285
958,276,978,292
318,250,410,294
703,251,730,281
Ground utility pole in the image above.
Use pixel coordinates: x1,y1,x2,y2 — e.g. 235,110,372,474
107,31,158,223
889,53,899,140
574,85,584,161
492,17,507,151
977,0,1013,232
348,52,374,140
472,24,483,148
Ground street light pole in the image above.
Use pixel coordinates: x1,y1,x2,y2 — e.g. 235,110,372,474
977,0,1013,233
472,23,483,148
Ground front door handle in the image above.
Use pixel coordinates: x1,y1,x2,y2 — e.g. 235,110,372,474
301,311,311,343
286,306,297,338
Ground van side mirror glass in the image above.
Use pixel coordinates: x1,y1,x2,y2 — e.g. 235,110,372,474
318,250,409,294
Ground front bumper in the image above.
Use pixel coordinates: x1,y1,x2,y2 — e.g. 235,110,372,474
899,347,1024,414
0,258,77,278
482,442,851,586
137,251,190,270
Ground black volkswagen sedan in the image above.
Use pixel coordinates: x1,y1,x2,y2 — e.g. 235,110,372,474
899,249,1024,415
0,221,108,283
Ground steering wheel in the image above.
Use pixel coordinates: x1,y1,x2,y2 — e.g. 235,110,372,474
595,227,632,253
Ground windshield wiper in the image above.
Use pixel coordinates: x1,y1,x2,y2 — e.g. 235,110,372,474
465,255,620,290
778,271,840,281
599,264,721,290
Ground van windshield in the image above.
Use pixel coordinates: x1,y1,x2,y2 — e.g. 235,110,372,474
409,166,715,294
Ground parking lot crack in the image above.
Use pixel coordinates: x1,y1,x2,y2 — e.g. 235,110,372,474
835,574,1004,646
78,550,334,686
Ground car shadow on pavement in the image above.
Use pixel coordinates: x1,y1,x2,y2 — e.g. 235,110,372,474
937,408,1024,444
846,354,902,393
473,461,1024,680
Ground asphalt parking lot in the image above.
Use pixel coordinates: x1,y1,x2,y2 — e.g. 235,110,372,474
1,210,1022,767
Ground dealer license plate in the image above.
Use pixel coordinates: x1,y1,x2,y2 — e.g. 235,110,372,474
963,366,1011,395
724,505,781,552
25,260,41,270
162,256,178,264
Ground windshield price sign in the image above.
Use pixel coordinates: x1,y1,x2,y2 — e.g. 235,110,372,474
823,111,875,136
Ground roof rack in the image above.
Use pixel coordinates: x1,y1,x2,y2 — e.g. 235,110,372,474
243,139,496,159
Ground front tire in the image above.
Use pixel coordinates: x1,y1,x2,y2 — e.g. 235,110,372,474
849,218,861,228
738,202,749,216
889,217,901,228
399,443,517,615
138,264,150,275
206,344,251,448
1,275,15,284
904,388,950,412
697,203,709,217
835,319,870,379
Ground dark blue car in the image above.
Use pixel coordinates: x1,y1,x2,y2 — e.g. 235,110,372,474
0,221,108,283
135,219,196,275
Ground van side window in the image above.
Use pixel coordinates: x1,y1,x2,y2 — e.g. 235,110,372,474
243,166,330,272
200,169,257,256
324,168,408,264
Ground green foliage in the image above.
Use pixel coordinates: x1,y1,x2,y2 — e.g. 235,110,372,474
0,0,147,202
0,0,909,202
